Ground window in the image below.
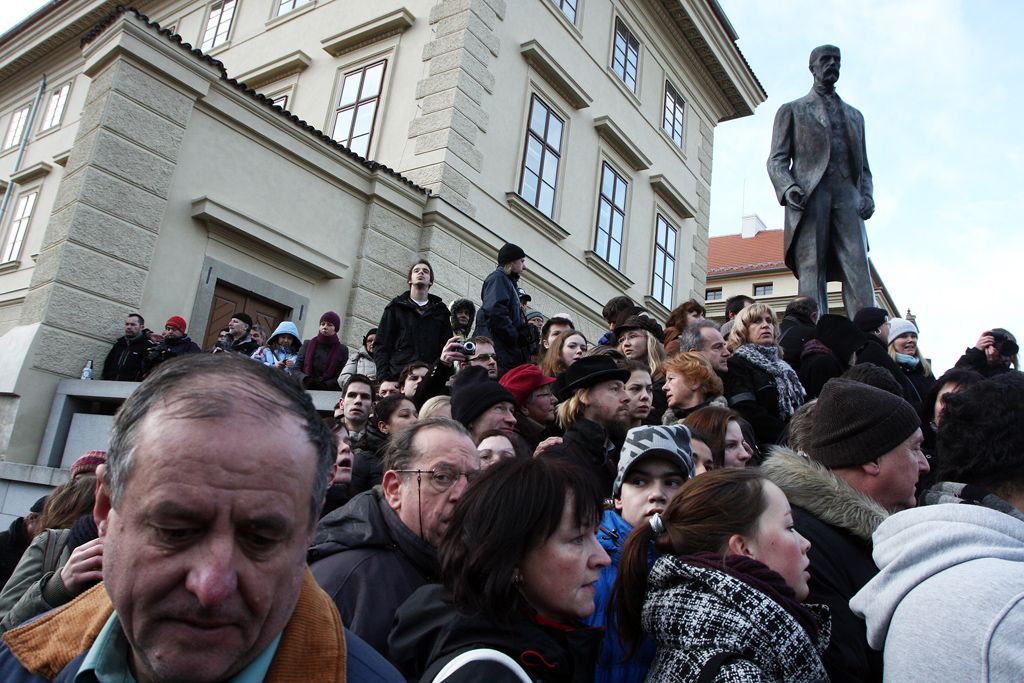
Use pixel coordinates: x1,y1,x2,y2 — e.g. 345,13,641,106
518,95,564,219
276,0,312,17
612,19,640,92
38,83,71,132
201,0,235,50
651,215,677,309
753,283,773,296
3,106,30,150
1,191,37,263
663,82,685,148
551,0,577,23
332,60,386,158
594,162,627,269
706,288,723,301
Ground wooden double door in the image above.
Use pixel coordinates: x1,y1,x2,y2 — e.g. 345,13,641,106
202,281,291,351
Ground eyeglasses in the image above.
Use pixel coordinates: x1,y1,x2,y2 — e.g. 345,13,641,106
472,353,498,362
395,466,479,493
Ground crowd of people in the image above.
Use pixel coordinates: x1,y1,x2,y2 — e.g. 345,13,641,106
1,242,1020,681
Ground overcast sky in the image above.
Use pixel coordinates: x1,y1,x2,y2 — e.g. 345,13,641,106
711,0,1023,373
3,1,1020,373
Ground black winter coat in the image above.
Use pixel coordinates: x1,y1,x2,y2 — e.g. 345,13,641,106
101,331,153,381
723,354,787,447
141,335,200,377
544,418,616,497
855,336,921,411
349,424,388,495
374,292,452,381
778,315,815,372
474,267,531,370
0,518,31,589
295,337,349,390
954,346,1015,378
308,489,440,656
389,584,603,683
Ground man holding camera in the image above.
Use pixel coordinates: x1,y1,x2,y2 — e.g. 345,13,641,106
141,315,200,377
956,328,1019,377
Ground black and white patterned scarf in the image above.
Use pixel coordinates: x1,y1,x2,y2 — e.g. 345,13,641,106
733,343,806,418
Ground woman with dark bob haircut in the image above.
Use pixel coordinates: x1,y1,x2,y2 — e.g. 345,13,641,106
389,456,610,681
614,469,829,682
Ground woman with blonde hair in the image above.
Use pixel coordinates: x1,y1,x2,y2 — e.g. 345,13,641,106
724,304,805,448
616,315,668,423
887,318,935,403
540,330,588,378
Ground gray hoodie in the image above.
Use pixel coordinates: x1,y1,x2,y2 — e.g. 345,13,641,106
850,503,1024,681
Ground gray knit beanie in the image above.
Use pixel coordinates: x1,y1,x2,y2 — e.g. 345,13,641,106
808,378,920,468
613,424,695,497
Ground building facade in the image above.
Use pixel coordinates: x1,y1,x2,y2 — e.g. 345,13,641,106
704,215,900,321
0,0,763,516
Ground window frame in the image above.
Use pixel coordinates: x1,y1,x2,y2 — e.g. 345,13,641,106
706,288,723,301
593,160,629,270
651,213,677,309
2,105,31,151
330,59,388,159
517,94,565,220
611,17,640,93
1,189,39,264
550,0,578,23
753,283,774,297
200,0,237,51
38,82,71,133
275,0,312,17
662,81,685,148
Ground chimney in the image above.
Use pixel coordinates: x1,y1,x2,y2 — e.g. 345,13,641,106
741,214,768,238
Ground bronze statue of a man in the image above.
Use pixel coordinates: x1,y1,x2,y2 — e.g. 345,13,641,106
767,45,875,317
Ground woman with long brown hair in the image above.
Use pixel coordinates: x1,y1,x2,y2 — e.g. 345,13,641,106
614,469,828,682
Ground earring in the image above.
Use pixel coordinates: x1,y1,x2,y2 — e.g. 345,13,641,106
512,568,523,587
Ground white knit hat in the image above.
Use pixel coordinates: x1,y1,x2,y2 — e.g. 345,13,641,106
887,318,917,344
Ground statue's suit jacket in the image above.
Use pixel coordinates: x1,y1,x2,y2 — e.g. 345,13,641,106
767,89,873,280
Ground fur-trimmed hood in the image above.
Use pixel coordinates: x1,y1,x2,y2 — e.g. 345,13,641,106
762,447,887,541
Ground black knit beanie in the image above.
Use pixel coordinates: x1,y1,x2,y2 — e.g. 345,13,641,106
450,365,516,429
808,378,920,468
497,243,526,265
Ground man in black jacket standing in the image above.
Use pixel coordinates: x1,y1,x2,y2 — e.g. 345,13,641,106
474,243,531,375
101,313,153,381
374,259,453,382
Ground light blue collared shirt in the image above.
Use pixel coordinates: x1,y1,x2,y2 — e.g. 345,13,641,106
75,613,281,683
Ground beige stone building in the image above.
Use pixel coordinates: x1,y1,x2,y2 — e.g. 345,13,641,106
704,215,900,320
0,0,763,515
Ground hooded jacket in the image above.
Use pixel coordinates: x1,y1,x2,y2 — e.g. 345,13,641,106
389,583,603,683
583,510,654,683
850,489,1024,682
308,489,440,656
762,448,886,683
253,321,301,371
474,267,531,370
374,292,452,381
642,555,830,682
449,298,476,338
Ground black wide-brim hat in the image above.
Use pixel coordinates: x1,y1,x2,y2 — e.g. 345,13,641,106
556,355,631,401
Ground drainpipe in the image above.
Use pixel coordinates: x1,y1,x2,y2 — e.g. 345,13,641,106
0,75,46,227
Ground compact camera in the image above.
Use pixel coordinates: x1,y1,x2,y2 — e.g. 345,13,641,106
456,340,476,356
990,332,1019,357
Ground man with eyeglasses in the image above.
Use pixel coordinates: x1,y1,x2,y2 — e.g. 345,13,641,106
408,335,499,410
309,417,478,657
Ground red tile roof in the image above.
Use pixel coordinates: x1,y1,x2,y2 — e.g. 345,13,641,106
707,230,788,276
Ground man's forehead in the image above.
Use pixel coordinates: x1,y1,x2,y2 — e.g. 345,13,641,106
345,383,372,397
412,428,476,463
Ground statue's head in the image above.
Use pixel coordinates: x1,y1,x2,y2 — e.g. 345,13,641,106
808,45,841,87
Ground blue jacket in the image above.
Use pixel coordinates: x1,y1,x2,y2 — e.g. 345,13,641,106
584,510,655,683
474,267,530,369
